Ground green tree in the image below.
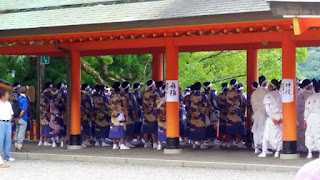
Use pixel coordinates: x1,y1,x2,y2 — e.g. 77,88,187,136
298,47,320,79
0,48,308,93
179,48,308,92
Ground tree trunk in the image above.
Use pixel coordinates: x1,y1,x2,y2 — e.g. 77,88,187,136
80,58,106,85
95,56,125,82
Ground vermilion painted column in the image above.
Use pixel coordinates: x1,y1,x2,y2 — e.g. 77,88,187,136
152,52,164,82
282,34,297,155
69,50,81,146
165,40,180,153
246,47,258,138
246,47,258,95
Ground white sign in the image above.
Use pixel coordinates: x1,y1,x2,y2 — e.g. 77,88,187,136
280,79,294,103
166,80,179,102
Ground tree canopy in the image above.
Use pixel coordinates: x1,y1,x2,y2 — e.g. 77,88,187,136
179,48,308,92
0,47,310,93
298,47,320,80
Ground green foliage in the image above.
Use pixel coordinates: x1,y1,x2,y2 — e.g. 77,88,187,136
82,54,152,86
0,48,308,94
45,57,67,85
179,48,308,92
179,51,246,92
298,47,320,79
0,55,37,86
108,54,152,83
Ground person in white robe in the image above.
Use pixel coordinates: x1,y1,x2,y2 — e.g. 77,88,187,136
297,79,314,152
304,81,320,159
251,76,269,153
258,79,282,158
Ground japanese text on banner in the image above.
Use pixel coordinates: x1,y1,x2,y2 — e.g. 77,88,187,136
280,79,294,103
166,80,179,102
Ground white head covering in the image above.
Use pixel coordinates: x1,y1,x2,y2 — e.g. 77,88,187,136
204,82,212,90
231,80,238,88
13,84,21,91
147,80,155,89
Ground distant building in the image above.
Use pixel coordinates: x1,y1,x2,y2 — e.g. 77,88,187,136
0,79,13,90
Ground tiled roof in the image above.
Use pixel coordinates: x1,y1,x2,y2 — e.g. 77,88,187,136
0,0,271,31
0,0,115,10
0,79,13,86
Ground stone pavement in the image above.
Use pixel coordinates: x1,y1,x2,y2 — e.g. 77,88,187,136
11,141,313,172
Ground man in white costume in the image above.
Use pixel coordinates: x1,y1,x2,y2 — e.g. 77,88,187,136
258,79,283,158
297,79,314,152
304,81,320,159
251,76,269,153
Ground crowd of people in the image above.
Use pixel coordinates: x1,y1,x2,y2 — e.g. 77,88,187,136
251,76,320,158
4,76,319,160
296,79,320,159
0,84,30,168
38,79,247,151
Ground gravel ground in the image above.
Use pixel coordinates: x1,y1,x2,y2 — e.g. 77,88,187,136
0,160,296,180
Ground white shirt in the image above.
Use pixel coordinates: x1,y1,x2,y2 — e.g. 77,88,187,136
0,100,13,121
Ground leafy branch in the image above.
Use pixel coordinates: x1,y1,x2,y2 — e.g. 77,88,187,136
198,51,225,62
211,73,247,83
80,58,106,85
95,56,125,82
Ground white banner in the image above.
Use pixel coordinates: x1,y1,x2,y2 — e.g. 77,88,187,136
280,79,294,103
166,80,179,102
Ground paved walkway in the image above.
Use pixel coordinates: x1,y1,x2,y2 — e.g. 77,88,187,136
1,160,296,180
11,141,313,172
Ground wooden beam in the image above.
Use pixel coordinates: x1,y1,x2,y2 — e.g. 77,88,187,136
0,44,62,55
0,19,293,44
80,47,164,56
174,31,286,47
61,38,167,51
293,18,320,35
293,29,320,41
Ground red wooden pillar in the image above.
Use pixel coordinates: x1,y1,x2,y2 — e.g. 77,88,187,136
281,33,298,156
164,39,180,153
246,47,258,136
247,47,258,95
69,50,81,147
152,52,164,82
